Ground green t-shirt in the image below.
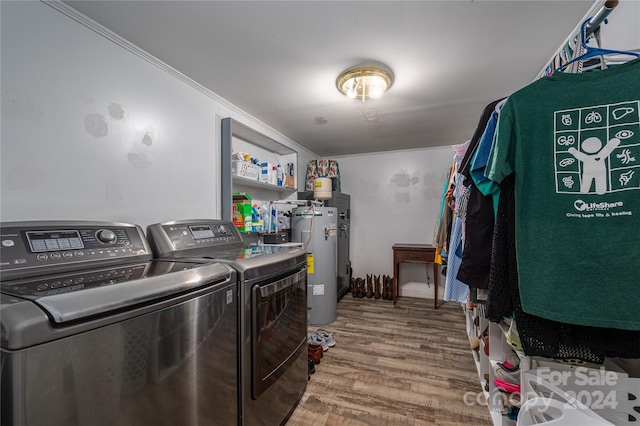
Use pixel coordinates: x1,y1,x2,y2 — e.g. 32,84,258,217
487,58,640,331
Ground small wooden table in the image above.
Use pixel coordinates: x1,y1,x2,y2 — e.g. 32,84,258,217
393,244,439,309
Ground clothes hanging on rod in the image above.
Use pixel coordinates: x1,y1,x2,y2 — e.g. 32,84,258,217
442,141,472,304
487,174,640,363
555,17,640,73
487,28,640,362
453,98,505,291
538,0,621,77
459,99,505,183
486,58,640,331
456,100,505,290
445,2,640,363
433,168,453,265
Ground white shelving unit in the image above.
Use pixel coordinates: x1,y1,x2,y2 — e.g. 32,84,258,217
232,174,298,192
465,306,517,425
221,118,298,222
464,306,639,426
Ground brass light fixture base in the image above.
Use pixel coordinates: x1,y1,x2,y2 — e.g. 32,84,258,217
336,66,393,101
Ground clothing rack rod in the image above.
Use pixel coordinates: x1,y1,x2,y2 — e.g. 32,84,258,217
585,0,618,38
536,0,619,78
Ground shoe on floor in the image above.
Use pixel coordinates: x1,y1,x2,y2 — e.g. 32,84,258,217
316,330,336,347
501,390,521,409
494,377,520,394
308,358,315,375
498,350,520,371
494,365,520,385
308,343,323,358
506,321,522,351
470,336,480,351
308,334,328,352
308,346,321,364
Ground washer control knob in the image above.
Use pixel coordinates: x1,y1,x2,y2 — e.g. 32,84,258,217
217,225,228,234
96,229,117,244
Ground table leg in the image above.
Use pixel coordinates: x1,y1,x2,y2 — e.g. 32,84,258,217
393,259,398,305
433,263,438,309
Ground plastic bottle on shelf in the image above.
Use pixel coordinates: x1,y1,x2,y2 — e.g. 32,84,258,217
271,205,278,231
276,164,283,186
252,205,263,232
259,204,270,230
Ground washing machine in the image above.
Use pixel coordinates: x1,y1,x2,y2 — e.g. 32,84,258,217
146,219,308,426
0,221,239,426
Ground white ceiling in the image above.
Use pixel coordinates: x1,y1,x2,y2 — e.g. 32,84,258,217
64,0,596,157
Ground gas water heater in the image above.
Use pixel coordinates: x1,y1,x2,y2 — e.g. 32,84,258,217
291,207,337,326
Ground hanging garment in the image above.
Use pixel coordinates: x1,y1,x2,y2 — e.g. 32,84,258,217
486,173,517,324
456,100,505,289
487,175,640,363
305,160,341,191
487,58,640,331
470,104,503,214
459,98,505,185
443,179,470,303
434,169,454,263
456,183,494,289
443,141,471,304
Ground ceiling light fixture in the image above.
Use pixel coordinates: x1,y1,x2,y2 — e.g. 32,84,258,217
336,65,393,102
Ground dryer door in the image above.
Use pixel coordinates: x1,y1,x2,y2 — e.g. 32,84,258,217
251,266,307,398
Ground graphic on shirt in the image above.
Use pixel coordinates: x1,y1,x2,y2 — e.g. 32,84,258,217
555,101,640,195
612,107,634,120
568,136,620,194
616,148,636,165
620,170,635,186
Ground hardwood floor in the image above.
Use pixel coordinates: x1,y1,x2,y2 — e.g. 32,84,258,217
287,296,492,425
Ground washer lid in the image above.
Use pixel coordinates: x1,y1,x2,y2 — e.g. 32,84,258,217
2,260,234,324
1,261,236,350
41,262,233,324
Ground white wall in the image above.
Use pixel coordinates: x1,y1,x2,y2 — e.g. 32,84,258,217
599,0,640,51
0,1,316,229
333,146,453,296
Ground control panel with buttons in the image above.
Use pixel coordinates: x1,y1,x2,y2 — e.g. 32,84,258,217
2,263,150,298
147,219,243,258
0,221,151,280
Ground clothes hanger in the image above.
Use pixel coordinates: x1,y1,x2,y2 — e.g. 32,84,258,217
556,18,640,73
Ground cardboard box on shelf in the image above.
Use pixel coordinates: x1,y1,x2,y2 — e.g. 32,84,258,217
284,163,295,188
260,162,273,184
233,192,253,233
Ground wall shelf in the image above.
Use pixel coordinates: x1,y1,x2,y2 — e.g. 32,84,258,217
232,175,297,192
221,118,297,221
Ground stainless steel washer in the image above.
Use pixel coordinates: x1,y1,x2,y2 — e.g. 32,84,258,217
147,220,308,426
1,221,239,426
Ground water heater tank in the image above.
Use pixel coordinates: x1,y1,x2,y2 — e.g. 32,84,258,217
291,207,337,326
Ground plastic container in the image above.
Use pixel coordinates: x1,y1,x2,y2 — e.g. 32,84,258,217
276,164,283,186
313,177,332,200
232,161,261,181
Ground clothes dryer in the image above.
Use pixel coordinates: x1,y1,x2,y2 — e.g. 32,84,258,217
147,219,308,426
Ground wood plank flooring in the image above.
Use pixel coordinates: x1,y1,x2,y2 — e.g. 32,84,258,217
287,296,492,426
